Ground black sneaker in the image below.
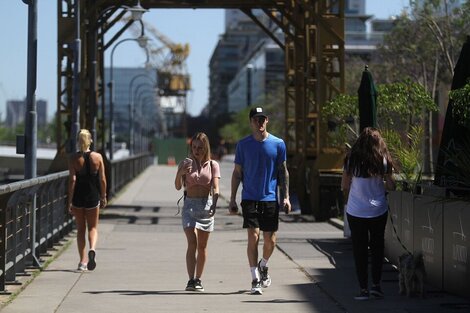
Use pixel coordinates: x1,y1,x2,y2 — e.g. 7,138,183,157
250,279,263,295
257,260,272,288
87,250,96,271
194,278,204,292
354,289,369,300
185,279,196,291
370,285,384,299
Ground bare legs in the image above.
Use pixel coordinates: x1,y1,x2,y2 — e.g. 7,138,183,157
184,227,210,279
72,207,99,264
247,228,276,267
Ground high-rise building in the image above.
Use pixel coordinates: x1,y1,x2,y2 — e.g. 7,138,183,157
209,2,397,117
104,67,159,141
224,9,264,30
6,99,47,128
227,40,284,113
207,18,267,117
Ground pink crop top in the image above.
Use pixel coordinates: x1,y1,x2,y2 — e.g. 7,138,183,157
185,160,221,190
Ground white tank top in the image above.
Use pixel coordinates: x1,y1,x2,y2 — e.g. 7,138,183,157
346,176,387,218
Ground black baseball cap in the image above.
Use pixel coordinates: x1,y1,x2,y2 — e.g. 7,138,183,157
249,107,268,119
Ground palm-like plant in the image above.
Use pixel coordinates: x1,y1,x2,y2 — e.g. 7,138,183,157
382,125,423,192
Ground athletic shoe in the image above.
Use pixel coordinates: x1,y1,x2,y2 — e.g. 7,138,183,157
354,289,369,300
185,279,196,291
77,263,87,271
257,260,272,288
194,278,204,292
370,285,384,299
250,279,263,295
87,250,97,271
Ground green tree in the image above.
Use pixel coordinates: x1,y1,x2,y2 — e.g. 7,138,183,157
377,0,470,174
219,86,285,144
449,81,470,128
323,80,437,184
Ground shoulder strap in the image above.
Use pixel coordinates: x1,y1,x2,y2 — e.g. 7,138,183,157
209,160,214,196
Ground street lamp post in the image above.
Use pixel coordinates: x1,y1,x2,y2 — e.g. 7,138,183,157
108,36,148,160
134,90,155,153
20,0,41,268
128,73,156,155
138,97,153,153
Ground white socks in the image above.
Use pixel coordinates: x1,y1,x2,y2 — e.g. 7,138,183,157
251,258,270,280
250,267,260,281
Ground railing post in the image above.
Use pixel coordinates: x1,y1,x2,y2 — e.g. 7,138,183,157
0,194,10,294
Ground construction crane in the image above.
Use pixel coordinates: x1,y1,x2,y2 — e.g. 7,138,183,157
123,16,190,95
124,15,191,137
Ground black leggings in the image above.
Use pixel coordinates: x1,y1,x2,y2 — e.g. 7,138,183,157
347,211,388,290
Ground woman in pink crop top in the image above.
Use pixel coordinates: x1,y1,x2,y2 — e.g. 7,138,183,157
174,132,220,292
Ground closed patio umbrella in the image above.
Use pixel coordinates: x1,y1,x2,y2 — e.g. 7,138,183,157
358,65,378,132
435,36,470,187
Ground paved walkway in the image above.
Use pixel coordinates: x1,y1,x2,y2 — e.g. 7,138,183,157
0,160,468,313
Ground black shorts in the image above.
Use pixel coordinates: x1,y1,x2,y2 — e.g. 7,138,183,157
241,200,279,232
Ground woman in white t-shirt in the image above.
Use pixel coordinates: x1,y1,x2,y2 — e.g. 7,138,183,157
341,127,396,301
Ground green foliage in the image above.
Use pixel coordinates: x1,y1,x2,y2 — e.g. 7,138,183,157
322,79,438,149
380,0,470,91
0,117,57,146
323,79,436,186
322,94,358,120
219,107,252,144
0,122,25,144
219,86,286,143
377,79,438,129
382,125,424,189
449,81,470,128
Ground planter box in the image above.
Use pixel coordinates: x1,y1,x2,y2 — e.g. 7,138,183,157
413,194,443,289
401,191,415,252
385,191,404,262
443,200,470,298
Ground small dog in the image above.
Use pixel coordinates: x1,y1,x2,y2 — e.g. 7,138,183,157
398,252,426,298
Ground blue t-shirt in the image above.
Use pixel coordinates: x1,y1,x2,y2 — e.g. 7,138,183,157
234,133,287,201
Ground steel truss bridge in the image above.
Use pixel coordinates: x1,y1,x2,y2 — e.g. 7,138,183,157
54,0,345,214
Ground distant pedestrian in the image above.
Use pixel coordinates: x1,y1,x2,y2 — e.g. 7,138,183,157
341,127,396,300
214,139,227,161
68,129,107,271
229,107,291,295
174,132,220,292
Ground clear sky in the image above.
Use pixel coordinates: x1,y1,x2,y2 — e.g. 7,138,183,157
0,1,407,120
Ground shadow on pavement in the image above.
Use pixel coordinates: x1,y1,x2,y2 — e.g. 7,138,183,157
84,289,247,296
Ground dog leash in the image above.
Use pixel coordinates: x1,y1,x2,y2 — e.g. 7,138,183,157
387,203,413,256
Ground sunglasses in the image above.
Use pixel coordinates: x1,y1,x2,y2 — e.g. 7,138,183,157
253,116,267,123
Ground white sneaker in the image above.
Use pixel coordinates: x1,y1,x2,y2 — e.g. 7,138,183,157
250,279,263,295
77,263,87,271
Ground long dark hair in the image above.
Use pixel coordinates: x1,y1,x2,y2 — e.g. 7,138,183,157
345,127,393,177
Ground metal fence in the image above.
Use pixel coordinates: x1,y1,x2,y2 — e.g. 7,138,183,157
0,171,71,293
0,153,154,293
108,153,155,196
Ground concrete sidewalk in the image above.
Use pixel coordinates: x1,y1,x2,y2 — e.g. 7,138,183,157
0,161,468,313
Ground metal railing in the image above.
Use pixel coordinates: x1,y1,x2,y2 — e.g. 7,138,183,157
0,153,154,293
0,171,72,293
108,153,154,196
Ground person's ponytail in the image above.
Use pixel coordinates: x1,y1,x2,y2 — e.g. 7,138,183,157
78,129,92,152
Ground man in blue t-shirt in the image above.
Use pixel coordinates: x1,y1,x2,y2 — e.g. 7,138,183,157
229,106,291,295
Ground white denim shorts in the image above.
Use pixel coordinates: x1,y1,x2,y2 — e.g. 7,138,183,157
182,197,214,232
